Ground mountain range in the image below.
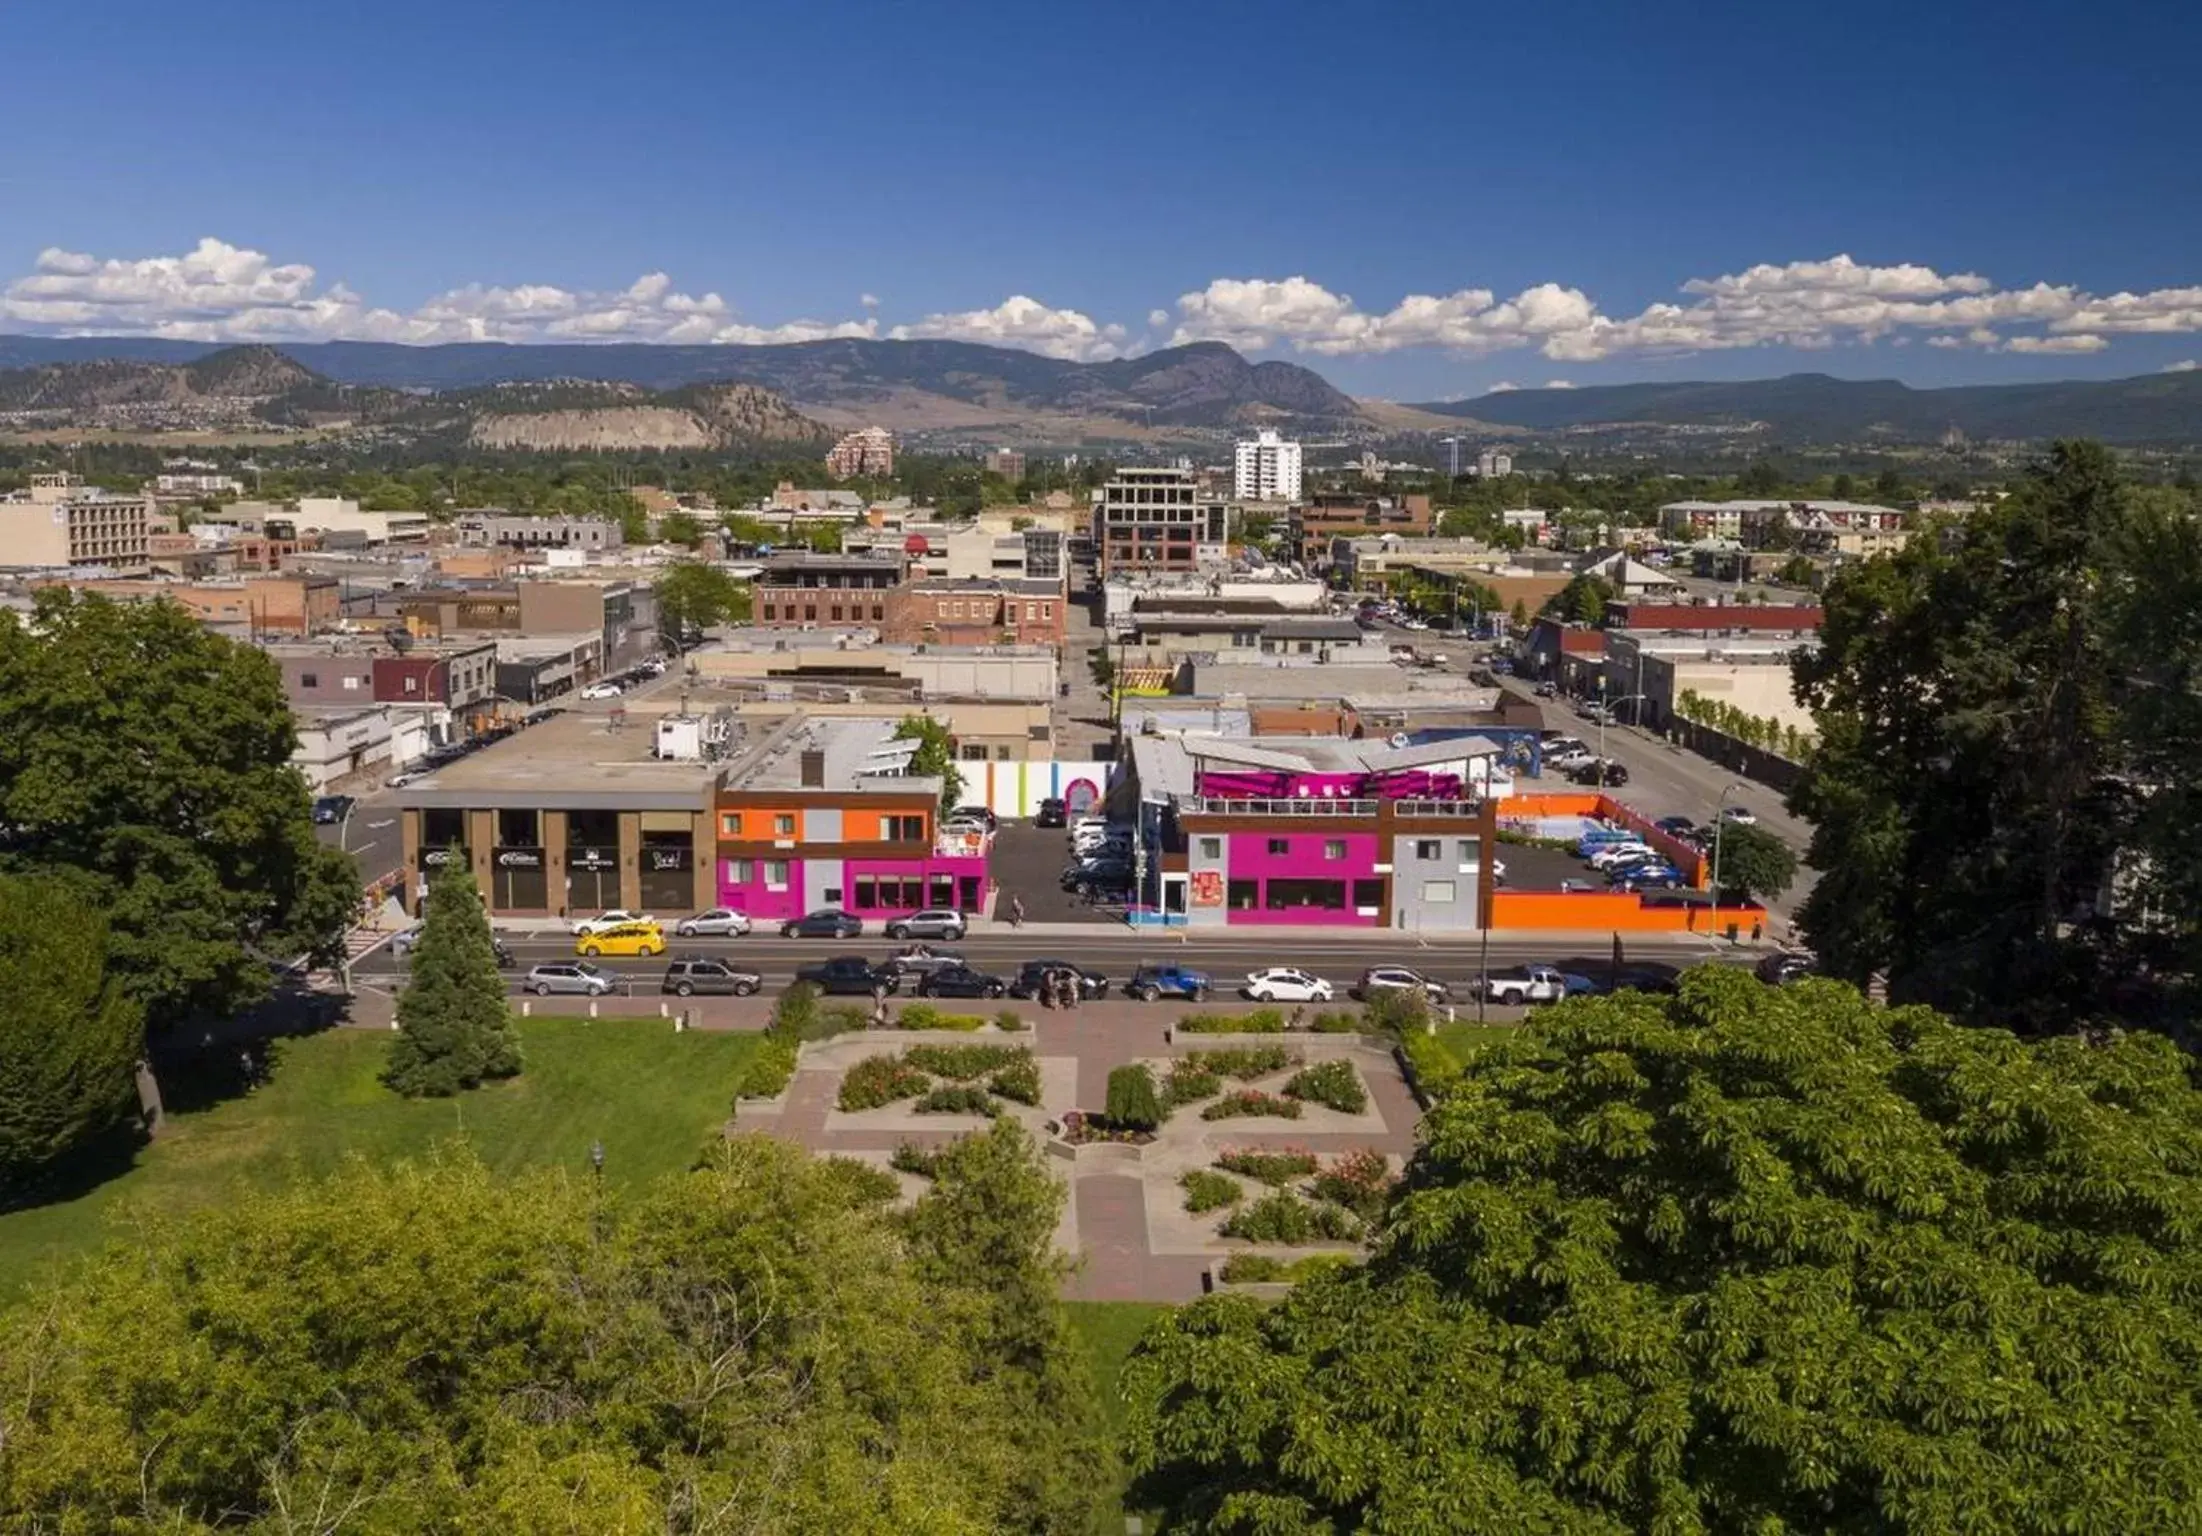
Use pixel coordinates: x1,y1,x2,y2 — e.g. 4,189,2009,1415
0,335,1362,439
1411,371,2202,444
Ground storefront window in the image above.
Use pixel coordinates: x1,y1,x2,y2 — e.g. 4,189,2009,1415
1264,878,1347,911
639,832,693,910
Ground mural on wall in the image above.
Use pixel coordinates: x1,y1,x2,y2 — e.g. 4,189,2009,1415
1190,869,1224,907
968,759,1117,816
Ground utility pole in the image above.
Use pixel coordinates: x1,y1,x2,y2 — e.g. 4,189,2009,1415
1709,782,1742,932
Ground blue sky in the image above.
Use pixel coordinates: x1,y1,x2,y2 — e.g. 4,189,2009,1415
6,0,2200,398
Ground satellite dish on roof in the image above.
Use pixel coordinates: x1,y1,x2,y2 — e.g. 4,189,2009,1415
1389,732,1409,749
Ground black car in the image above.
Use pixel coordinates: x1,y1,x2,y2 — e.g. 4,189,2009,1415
661,957,763,997
311,794,355,825
1755,951,1817,986
1008,959,1109,999
917,964,1010,999
1034,796,1068,829
1568,759,1630,786
792,956,900,995
780,908,863,939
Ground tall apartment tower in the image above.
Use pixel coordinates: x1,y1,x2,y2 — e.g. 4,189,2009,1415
1233,429,1304,502
825,427,896,480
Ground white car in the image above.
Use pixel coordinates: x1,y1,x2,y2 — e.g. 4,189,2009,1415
1720,806,1759,826
1548,749,1598,771
675,908,751,937
1243,967,1334,1003
572,909,651,936
581,681,624,700
1589,843,1657,870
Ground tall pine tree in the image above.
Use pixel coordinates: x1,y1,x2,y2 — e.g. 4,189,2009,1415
384,858,520,1097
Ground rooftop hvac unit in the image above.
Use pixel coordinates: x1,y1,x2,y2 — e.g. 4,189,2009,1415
653,716,703,761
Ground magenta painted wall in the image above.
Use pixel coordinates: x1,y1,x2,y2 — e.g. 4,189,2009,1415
844,853,991,913
1223,831,1382,927
717,860,804,920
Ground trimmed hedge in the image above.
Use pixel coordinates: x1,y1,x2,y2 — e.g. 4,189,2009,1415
894,1003,989,1031
1178,1007,1287,1034
1180,1169,1244,1214
1283,1060,1369,1114
1399,1032,1463,1102
1307,1009,1362,1034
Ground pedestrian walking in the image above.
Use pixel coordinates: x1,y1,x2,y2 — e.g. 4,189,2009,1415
1008,895,1025,928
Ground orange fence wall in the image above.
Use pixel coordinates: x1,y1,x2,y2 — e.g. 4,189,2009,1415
1491,891,1770,936
1502,792,1711,886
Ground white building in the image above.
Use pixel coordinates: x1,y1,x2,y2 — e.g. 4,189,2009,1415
1233,430,1303,503
1475,449,1514,479
0,473,154,572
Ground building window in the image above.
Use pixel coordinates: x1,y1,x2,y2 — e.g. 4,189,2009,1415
871,604,884,621
884,815,924,842
937,601,950,619
1323,839,1347,860
1422,879,1457,904
1265,878,1346,911
1199,837,1222,860
774,814,796,836
1266,837,1289,856
342,676,360,690
995,745,1011,760
1227,878,1259,910
829,604,843,622
1414,839,1442,860
803,605,817,622
960,744,989,760
1457,840,1476,863
404,677,420,694
1352,878,1385,909
761,603,776,620
764,860,789,889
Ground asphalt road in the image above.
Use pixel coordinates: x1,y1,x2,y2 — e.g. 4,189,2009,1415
350,928,1756,995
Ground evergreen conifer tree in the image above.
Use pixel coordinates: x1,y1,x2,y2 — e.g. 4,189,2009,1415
383,856,520,1097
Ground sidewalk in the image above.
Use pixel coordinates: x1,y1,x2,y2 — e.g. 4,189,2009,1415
473,915,1765,949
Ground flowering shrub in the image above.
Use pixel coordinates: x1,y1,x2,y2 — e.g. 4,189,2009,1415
1161,1063,1221,1108
914,1083,1000,1116
1220,1190,1360,1244
902,1043,1026,1080
1180,1169,1244,1214
1201,1090,1303,1122
1215,1148,1318,1184
987,1054,1042,1106
1283,1060,1369,1114
1178,1007,1287,1034
837,1055,932,1111
1309,1148,1394,1222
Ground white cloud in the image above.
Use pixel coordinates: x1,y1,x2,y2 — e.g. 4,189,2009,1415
1544,378,1575,389
1483,381,1519,393
2166,359,2199,372
889,295,1128,361
2003,334,2109,355
859,292,880,309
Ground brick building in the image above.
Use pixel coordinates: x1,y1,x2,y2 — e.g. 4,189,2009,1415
880,577,1066,647
752,551,907,627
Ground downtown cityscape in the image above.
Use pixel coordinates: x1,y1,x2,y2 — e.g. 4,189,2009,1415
3,0,2202,1530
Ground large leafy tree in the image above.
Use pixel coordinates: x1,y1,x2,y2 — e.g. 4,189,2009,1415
895,713,965,814
655,558,750,650
383,858,521,1097
1124,970,2202,1532
0,1135,1110,1532
0,591,357,1028
1539,572,1615,625
0,874,144,1196
1788,441,2147,1026
1710,819,1797,904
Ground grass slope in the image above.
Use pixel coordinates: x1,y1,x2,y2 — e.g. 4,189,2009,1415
0,1019,756,1302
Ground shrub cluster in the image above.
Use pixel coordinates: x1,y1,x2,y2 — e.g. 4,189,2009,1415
903,1043,1025,1080
914,1084,1000,1117
1105,1063,1163,1131
1220,1190,1361,1244
1215,1149,1318,1185
889,1142,944,1178
894,1003,988,1031
993,1009,1028,1032
1217,1252,1356,1284
1183,1046,1297,1079
1177,1007,1287,1034
1201,1090,1303,1122
987,1054,1042,1106
1306,1009,1362,1034
1161,1063,1221,1109
1283,1060,1369,1114
1180,1169,1244,1214
1309,1148,1394,1222
736,984,838,1102
1362,988,1432,1038
737,1035,799,1100
1399,1031,1464,1101
838,1055,933,1112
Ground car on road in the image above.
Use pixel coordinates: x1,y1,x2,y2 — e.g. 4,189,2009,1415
1534,680,1558,698
386,770,426,789
1353,966,1451,1002
1654,815,1698,837
780,908,863,939
1755,951,1818,986
1568,759,1630,786
526,961,613,997
576,921,665,958
1034,796,1068,828
1719,806,1759,826
1123,963,1212,1002
311,794,355,825
1546,748,1597,771
675,908,752,937
916,964,1010,999
885,943,966,977
792,955,899,995
948,805,999,832
392,927,516,967
1242,966,1334,1002
580,681,623,700
884,908,967,941
1007,959,1109,999
1470,964,1571,1005
660,957,763,997
572,909,652,936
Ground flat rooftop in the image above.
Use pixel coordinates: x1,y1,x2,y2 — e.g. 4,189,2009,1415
394,707,725,808
720,713,945,796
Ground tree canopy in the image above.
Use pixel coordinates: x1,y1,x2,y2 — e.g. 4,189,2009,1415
1711,819,1797,903
1788,441,2202,1028
0,591,357,1029
896,714,966,814
0,873,144,1197
655,559,751,650
1124,969,2202,1533
0,1129,1108,1532
383,859,521,1097
1539,572,1616,626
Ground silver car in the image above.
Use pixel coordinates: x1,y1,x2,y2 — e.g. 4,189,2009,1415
675,907,753,937
884,909,968,940
526,961,613,997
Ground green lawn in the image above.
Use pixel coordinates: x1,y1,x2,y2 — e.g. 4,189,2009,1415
1434,1022,1520,1067
0,1019,757,1302
1066,1300,1170,1436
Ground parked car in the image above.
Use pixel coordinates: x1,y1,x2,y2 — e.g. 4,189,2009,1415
526,961,613,997
1007,959,1109,999
916,964,1009,999
792,955,899,995
575,921,665,958
661,957,763,997
572,909,652,936
780,908,863,939
1719,806,1759,826
311,794,355,825
1034,796,1068,828
884,908,967,941
1533,680,1558,698
580,681,623,700
1755,951,1818,986
1470,965,1571,1005
1568,760,1630,786
1588,843,1658,870
1353,966,1451,1002
1546,748,1597,771
884,943,965,977
1123,964,1212,1002
948,805,998,832
675,908,752,937
1654,815,1698,837
1242,967,1333,1003
1612,870,1686,892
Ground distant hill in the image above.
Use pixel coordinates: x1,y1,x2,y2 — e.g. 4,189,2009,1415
0,335,1363,435
1411,371,2202,444
0,347,830,448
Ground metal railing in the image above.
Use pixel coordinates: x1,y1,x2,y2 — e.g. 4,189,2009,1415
1183,796,1380,817
1393,798,1486,818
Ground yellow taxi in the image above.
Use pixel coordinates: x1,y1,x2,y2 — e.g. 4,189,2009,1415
574,920,665,958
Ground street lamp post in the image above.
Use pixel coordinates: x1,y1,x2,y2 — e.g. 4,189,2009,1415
1595,687,1649,789
1709,782,1743,932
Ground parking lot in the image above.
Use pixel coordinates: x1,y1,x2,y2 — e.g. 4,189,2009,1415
988,822,1123,924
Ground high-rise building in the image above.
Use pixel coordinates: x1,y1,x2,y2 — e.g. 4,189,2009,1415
825,427,896,480
0,473,154,572
1233,430,1303,502
1098,467,1221,574
984,449,1026,482
1475,448,1514,479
